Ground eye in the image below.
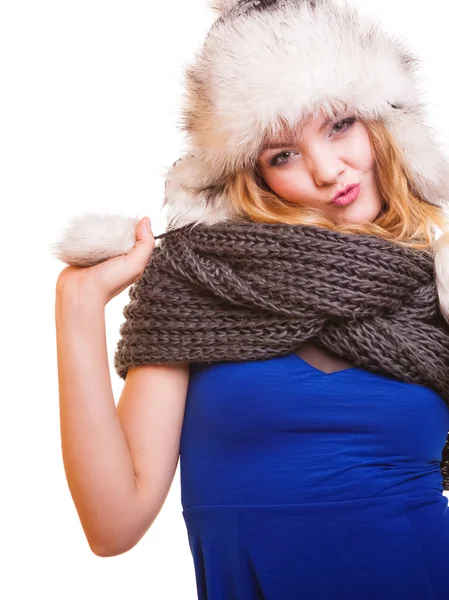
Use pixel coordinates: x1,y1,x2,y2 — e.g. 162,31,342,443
270,151,296,167
268,117,356,167
331,117,356,135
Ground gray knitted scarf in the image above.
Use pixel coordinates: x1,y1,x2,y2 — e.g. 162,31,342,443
113,220,449,489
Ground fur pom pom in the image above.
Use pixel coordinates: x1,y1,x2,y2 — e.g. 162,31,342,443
434,228,449,325
50,212,141,267
208,0,241,16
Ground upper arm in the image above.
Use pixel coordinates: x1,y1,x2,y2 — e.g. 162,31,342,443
115,362,190,548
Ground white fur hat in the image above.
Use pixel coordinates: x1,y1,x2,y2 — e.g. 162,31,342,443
160,0,449,230
50,0,449,320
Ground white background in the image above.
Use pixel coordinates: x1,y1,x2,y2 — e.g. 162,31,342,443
2,1,449,598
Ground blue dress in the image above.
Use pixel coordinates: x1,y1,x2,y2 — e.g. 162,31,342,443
179,353,449,599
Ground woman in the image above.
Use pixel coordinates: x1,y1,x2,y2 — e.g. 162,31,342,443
53,0,449,597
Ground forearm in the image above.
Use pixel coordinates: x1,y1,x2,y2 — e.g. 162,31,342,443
55,286,138,555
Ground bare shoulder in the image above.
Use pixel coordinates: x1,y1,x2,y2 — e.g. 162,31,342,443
113,362,191,552
122,361,190,390
117,362,191,441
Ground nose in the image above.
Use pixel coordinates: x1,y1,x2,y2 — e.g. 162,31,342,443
306,146,345,187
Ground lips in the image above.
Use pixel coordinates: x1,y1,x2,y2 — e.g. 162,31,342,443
332,183,361,206
332,183,359,203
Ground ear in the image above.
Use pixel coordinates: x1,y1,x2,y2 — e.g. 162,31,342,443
433,227,449,326
49,213,140,267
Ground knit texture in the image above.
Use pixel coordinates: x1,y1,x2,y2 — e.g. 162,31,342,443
113,220,449,489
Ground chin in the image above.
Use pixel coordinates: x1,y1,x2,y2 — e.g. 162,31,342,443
333,202,382,225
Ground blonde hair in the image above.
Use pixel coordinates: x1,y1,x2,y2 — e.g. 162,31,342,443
224,118,449,251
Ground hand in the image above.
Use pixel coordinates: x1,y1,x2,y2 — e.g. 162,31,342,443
56,217,155,305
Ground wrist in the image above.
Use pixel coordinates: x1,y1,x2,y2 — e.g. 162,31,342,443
56,280,108,313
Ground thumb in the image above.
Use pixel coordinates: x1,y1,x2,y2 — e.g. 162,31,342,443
136,216,152,240
136,217,151,238
127,217,155,262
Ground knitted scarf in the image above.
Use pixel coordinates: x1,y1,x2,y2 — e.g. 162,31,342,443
113,220,449,490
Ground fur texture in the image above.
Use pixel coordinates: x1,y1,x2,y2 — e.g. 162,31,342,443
50,0,449,326
50,212,141,267
208,0,241,15
161,0,449,230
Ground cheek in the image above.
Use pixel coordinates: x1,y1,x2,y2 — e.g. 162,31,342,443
262,168,305,197
349,128,375,170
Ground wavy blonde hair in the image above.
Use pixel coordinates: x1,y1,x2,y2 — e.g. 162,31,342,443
223,118,449,251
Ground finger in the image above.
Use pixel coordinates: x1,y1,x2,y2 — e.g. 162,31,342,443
126,217,154,264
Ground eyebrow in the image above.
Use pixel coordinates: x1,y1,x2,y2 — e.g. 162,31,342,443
260,116,334,153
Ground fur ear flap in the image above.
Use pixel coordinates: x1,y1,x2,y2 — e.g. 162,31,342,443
433,227,449,326
208,0,241,16
49,213,140,267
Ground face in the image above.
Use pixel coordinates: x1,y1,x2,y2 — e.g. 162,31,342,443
256,112,385,225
